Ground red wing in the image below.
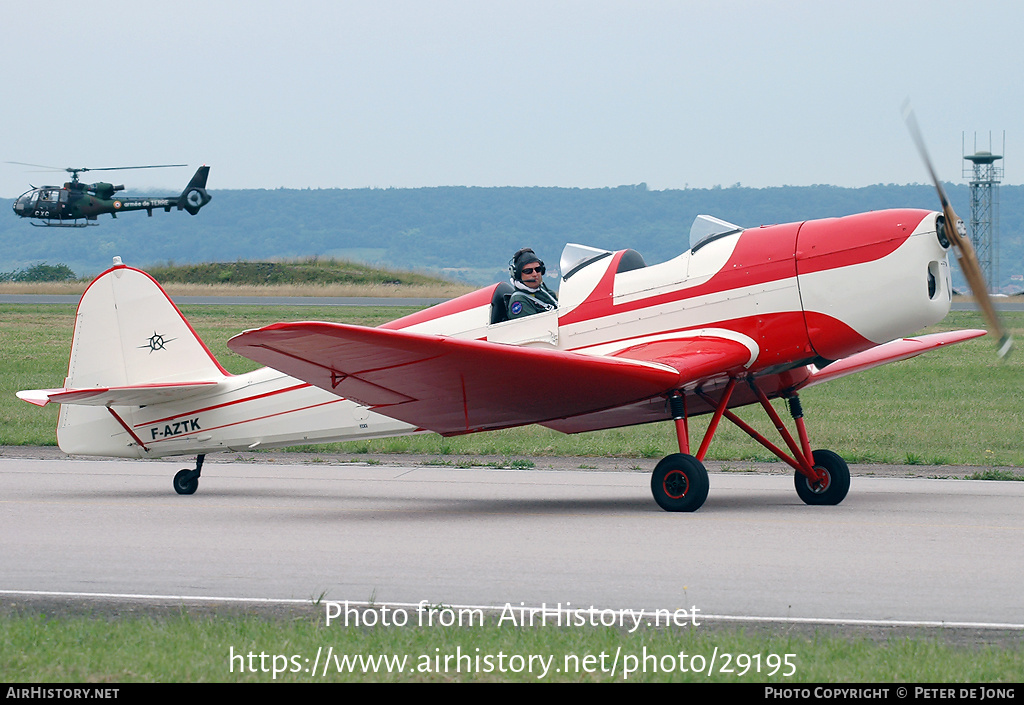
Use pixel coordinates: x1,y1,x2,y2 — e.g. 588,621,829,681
608,335,754,380
798,329,986,388
228,322,691,435
542,335,756,434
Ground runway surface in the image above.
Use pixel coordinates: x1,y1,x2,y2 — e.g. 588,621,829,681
2,456,1023,628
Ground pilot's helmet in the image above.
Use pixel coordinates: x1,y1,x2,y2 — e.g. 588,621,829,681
510,248,545,281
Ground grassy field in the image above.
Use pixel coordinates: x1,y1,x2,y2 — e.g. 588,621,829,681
3,304,1022,467
3,609,1021,682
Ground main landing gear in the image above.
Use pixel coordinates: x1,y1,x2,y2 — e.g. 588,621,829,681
651,380,850,512
651,453,709,512
173,454,205,495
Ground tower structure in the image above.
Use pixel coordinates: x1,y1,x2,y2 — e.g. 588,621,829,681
962,132,1004,293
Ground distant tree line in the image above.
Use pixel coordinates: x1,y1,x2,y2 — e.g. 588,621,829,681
3,183,1023,289
0,262,76,282
144,257,453,287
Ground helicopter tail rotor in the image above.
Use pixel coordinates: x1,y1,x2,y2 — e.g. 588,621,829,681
177,165,212,215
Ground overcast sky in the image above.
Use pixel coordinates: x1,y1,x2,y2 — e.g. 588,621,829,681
3,0,1021,198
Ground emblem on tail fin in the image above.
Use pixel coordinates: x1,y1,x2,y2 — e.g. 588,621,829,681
140,332,175,353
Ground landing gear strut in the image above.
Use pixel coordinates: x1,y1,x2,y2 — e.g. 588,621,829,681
173,454,205,495
652,380,850,512
649,392,710,512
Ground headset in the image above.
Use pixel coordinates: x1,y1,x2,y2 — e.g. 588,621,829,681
509,247,545,281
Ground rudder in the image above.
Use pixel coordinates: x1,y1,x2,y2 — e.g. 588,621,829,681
65,259,228,389
50,259,229,457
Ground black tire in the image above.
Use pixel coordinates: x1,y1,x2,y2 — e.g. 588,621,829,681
173,469,199,495
651,453,709,512
794,449,849,506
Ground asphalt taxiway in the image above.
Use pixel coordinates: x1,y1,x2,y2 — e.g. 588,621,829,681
2,454,1022,630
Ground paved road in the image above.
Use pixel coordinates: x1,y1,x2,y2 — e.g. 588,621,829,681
2,456,1022,628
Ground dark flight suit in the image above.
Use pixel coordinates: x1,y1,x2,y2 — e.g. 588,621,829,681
507,283,558,319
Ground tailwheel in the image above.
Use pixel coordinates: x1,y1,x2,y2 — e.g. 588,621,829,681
173,469,199,495
173,454,204,495
794,449,850,506
651,453,709,512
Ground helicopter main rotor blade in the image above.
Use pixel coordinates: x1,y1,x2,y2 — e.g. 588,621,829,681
6,162,187,174
5,161,64,171
75,164,187,173
903,103,1012,359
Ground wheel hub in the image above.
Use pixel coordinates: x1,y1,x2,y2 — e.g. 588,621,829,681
808,467,831,493
663,470,690,499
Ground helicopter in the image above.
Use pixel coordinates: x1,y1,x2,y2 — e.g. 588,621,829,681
8,163,211,227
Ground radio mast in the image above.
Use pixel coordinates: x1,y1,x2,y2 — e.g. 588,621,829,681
963,132,1004,293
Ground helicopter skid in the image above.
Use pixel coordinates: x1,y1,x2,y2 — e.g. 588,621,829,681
30,220,97,228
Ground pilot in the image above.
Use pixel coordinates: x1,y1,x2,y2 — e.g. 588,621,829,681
507,247,558,319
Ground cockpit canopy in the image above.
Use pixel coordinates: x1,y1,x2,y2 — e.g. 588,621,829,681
689,214,742,250
13,190,38,213
558,214,743,281
559,244,612,280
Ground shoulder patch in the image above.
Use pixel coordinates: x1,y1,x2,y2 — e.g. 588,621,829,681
510,301,523,315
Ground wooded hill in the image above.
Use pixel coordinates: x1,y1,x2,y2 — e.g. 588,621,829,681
4,183,1023,289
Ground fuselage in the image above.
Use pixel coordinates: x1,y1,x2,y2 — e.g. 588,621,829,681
378,208,952,428
389,209,950,356
13,183,194,222
55,366,419,459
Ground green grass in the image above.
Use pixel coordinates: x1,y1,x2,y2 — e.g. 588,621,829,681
2,611,1021,682
3,306,1023,468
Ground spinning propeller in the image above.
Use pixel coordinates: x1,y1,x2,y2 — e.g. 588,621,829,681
903,104,1013,359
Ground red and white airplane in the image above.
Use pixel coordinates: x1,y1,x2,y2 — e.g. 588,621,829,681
18,122,1011,511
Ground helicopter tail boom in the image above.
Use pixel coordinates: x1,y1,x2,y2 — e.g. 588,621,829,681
177,165,212,215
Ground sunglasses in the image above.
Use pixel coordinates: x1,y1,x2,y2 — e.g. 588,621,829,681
521,266,545,275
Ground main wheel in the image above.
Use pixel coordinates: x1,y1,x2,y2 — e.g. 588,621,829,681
173,469,199,495
651,453,709,512
794,449,849,506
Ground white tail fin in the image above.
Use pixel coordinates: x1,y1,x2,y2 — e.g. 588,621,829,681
18,261,230,457
20,259,420,463
66,263,227,388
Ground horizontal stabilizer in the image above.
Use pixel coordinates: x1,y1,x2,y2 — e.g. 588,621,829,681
17,381,221,408
800,329,986,388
